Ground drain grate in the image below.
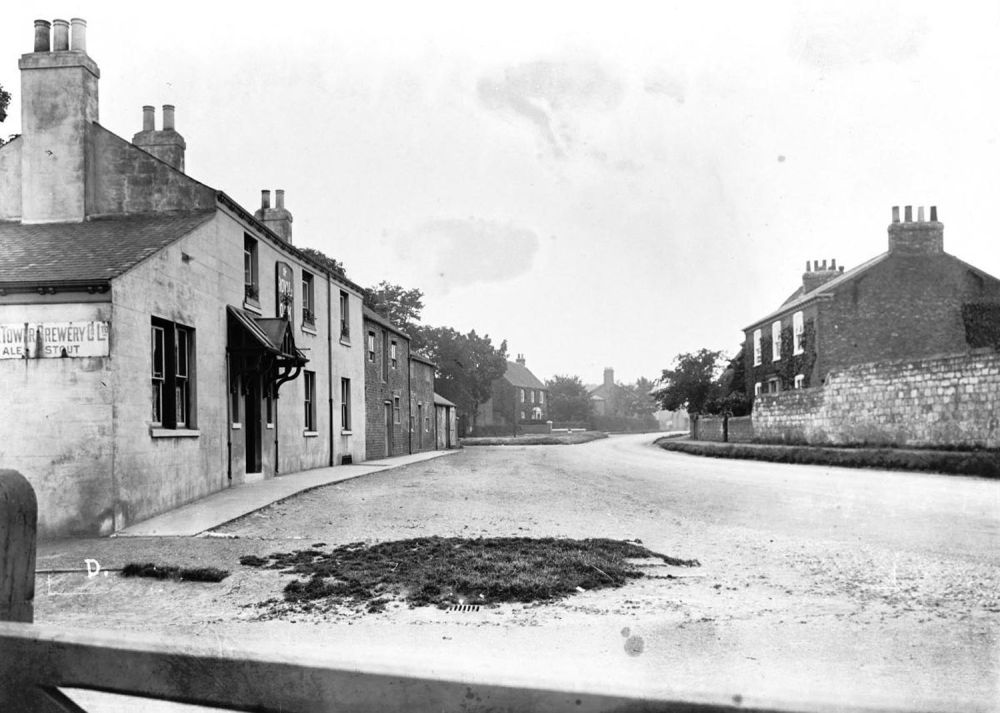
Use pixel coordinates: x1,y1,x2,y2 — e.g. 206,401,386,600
447,604,482,613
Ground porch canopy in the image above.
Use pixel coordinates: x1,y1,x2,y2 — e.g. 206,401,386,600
226,306,307,395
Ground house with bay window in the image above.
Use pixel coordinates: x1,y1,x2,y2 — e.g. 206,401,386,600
0,19,365,538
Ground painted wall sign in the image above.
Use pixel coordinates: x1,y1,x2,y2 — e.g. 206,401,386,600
0,321,110,359
275,262,294,318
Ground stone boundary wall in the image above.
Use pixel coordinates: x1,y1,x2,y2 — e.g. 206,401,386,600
753,349,1000,449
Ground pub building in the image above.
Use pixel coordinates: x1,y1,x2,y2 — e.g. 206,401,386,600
0,19,366,537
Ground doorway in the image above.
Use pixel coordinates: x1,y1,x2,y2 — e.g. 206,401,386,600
384,402,393,457
245,376,262,473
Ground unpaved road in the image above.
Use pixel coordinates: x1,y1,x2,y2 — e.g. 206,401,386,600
36,435,1000,712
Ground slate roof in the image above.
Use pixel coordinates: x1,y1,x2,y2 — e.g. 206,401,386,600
743,252,891,331
362,307,410,338
410,351,436,367
503,360,546,390
0,211,216,287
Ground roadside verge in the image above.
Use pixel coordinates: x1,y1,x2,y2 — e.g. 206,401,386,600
654,437,999,478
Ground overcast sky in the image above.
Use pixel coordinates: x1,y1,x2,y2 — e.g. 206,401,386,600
2,2,997,384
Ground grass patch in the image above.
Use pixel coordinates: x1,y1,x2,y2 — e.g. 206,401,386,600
656,438,1000,478
462,432,608,446
240,536,698,610
121,563,230,583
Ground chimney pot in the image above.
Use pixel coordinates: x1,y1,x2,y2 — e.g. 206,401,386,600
52,19,70,51
162,104,175,131
839,266,844,273
804,261,810,272
930,206,938,221
70,18,87,52
813,260,819,271
275,189,285,210
917,206,925,222
261,190,271,210
142,105,155,131
892,206,900,223
821,259,828,270
831,258,837,269
33,20,51,52
904,205,912,221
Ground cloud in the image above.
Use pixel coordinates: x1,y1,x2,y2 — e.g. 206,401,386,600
643,69,686,104
389,217,540,291
789,6,927,70
477,57,624,158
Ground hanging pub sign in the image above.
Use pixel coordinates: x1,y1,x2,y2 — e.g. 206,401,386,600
0,321,110,359
276,262,294,318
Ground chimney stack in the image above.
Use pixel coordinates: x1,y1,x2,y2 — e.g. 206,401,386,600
18,17,100,223
254,188,294,243
516,354,526,366
603,367,614,387
802,257,841,293
888,204,943,255
132,104,187,172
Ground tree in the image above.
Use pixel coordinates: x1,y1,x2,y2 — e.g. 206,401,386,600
0,83,12,147
411,325,507,427
620,377,660,420
546,375,593,422
299,246,346,278
364,281,424,331
652,349,726,415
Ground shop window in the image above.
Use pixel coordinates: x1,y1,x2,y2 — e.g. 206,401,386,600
244,235,259,302
304,371,316,431
301,271,315,326
151,318,195,429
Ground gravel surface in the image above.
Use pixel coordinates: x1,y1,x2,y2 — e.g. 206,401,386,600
35,434,1000,711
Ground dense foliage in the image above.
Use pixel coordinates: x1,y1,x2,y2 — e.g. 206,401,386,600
298,246,346,278
653,349,726,415
545,375,593,422
363,281,424,331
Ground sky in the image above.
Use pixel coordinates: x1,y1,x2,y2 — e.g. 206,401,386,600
2,1,998,385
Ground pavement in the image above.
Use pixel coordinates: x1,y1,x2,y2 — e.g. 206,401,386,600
114,449,459,537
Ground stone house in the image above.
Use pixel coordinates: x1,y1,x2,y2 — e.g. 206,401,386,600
743,206,1000,399
409,354,436,452
477,354,549,426
0,19,366,538
362,308,411,459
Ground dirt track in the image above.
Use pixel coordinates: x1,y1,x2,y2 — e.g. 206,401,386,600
36,434,1000,711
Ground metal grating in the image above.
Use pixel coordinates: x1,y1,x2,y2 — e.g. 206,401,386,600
447,604,481,613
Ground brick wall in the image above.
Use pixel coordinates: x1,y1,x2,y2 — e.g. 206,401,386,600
753,349,1000,448
691,415,753,443
410,359,436,452
363,317,410,459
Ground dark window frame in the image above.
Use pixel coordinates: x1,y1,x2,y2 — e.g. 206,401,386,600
151,317,195,429
244,235,259,302
304,370,316,431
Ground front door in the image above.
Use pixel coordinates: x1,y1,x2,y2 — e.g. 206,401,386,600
245,376,262,473
384,402,393,457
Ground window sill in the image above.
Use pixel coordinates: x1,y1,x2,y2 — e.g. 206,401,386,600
303,430,319,438
151,428,200,438
231,423,242,430
302,324,318,336
341,430,353,436
243,299,263,315
266,423,274,430
340,336,351,347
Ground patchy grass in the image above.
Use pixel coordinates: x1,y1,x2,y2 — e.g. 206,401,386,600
121,563,230,583
462,431,608,446
240,536,698,611
656,438,1000,478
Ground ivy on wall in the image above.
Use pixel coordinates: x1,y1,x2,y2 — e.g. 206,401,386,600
963,303,1000,349
753,319,816,390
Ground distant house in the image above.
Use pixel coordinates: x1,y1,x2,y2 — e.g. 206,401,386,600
743,206,1000,398
588,367,625,417
434,393,458,449
477,353,549,426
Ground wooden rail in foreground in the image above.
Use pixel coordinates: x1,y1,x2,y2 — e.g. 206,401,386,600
0,469,874,713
